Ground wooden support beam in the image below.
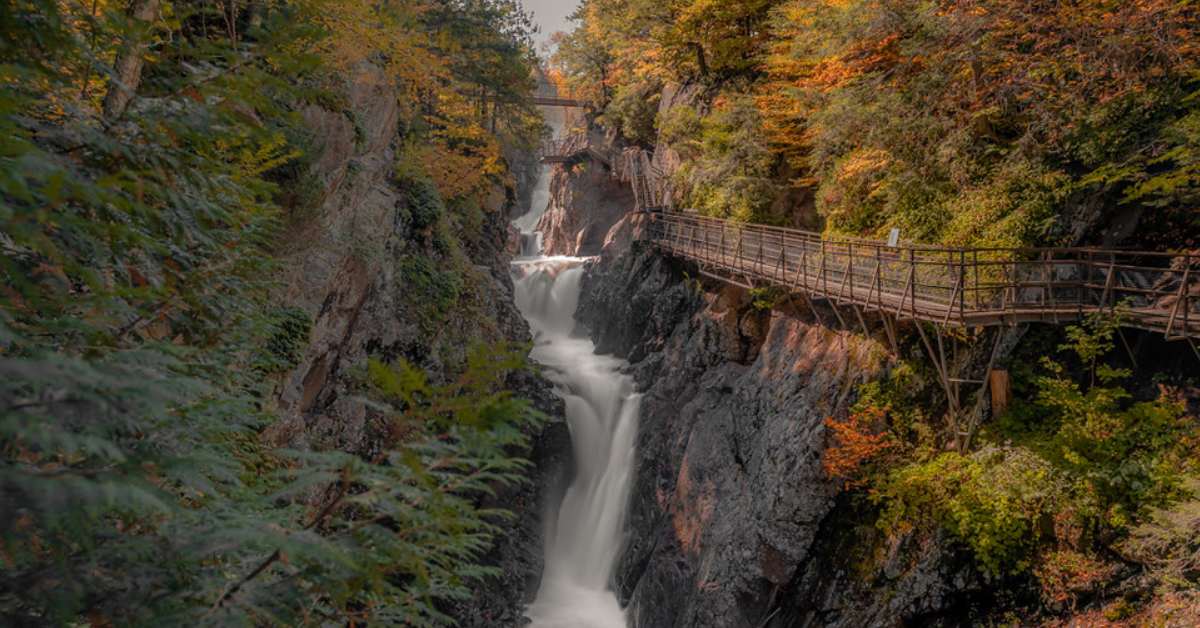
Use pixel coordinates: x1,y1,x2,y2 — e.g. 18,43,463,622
989,369,1011,418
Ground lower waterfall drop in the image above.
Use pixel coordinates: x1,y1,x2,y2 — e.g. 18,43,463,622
511,139,637,628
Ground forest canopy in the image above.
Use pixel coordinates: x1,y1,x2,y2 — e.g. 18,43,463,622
554,0,1200,248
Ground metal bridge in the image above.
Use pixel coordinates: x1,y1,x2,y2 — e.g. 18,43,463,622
532,97,586,108
645,211,1200,341
537,128,1200,338
539,134,597,164
538,135,1200,341
644,210,1200,447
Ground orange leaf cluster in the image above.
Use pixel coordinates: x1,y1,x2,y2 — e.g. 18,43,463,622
822,404,896,489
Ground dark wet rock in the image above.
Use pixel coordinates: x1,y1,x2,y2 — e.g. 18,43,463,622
578,243,983,627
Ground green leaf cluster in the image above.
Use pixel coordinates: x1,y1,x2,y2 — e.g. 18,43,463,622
869,315,1198,581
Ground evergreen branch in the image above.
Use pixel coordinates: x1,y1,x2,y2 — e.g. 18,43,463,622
206,466,351,615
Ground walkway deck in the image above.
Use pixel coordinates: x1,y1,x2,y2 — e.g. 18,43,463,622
645,211,1200,340
532,97,585,108
539,135,593,164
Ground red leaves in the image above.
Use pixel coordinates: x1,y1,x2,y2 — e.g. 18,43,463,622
822,404,897,489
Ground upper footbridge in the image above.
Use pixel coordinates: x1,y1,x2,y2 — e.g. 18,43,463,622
532,97,586,108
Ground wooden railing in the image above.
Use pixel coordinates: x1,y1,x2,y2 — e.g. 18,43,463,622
539,133,611,165
542,136,673,212
645,211,1200,339
539,135,583,163
616,148,670,211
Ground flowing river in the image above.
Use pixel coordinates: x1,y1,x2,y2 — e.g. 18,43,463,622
511,117,638,628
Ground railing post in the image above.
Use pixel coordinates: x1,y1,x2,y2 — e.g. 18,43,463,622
1186,254,1192,337
715,222,724,268
1168,253,1193,339
973,250,980,311
801,240,809,291
820,240,828,297
1185,254,1191,337
1044,251,1058,324
909,248,917,321
875,244,883,311
848,242,855,305
960,250,966,324
1085,250,1094,317
778,231,785,282
703,220,710,265
757,229,764,277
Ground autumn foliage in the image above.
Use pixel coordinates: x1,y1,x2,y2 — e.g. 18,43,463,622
556,0,1200,245
822,404,896,489
759,0,1200,245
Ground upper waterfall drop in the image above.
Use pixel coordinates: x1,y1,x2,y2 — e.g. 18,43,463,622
510,102,636,628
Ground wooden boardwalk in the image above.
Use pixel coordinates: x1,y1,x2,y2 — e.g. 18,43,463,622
645,211,1200,340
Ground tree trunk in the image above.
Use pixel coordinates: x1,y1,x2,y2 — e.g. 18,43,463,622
688,42,709,78
102,0,161,121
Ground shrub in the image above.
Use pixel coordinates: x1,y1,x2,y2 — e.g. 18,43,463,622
824,404,897,489
254,306,313,374
748,286,784,311
400,254,463,331
875,446,1068,576
404,176,446,232
868,314,1199,584
1029,316,1196,529
604,80,662,146
1035,548,1119,609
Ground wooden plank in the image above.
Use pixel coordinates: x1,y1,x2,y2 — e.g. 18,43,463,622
989,369,1011,417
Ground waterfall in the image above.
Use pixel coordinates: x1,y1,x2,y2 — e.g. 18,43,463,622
510,111,637,628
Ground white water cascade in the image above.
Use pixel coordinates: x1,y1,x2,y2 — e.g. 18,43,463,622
511,112,638,628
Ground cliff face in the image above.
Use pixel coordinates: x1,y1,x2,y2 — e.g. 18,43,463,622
536,129,637,257
270,67,534,437
578,245,980,627
259,64,564,625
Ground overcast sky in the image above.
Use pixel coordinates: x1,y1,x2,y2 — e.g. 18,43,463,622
521,0,580,51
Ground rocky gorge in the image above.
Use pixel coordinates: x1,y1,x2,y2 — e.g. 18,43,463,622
9,1,1199,624
576,244,985,627
502,98,991,625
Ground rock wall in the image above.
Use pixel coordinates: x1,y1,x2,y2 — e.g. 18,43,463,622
578,244,981,627
260,64,563,625
536,129,637,257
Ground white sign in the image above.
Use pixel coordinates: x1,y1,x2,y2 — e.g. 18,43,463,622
887,228,901,248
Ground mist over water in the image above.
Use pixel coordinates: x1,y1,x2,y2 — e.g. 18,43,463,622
510,112,636,628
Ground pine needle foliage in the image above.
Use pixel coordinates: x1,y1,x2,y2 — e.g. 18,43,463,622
1,0,543,624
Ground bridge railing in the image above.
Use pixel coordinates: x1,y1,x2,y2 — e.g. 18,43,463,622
646,211,1200,338
539,134,588,162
